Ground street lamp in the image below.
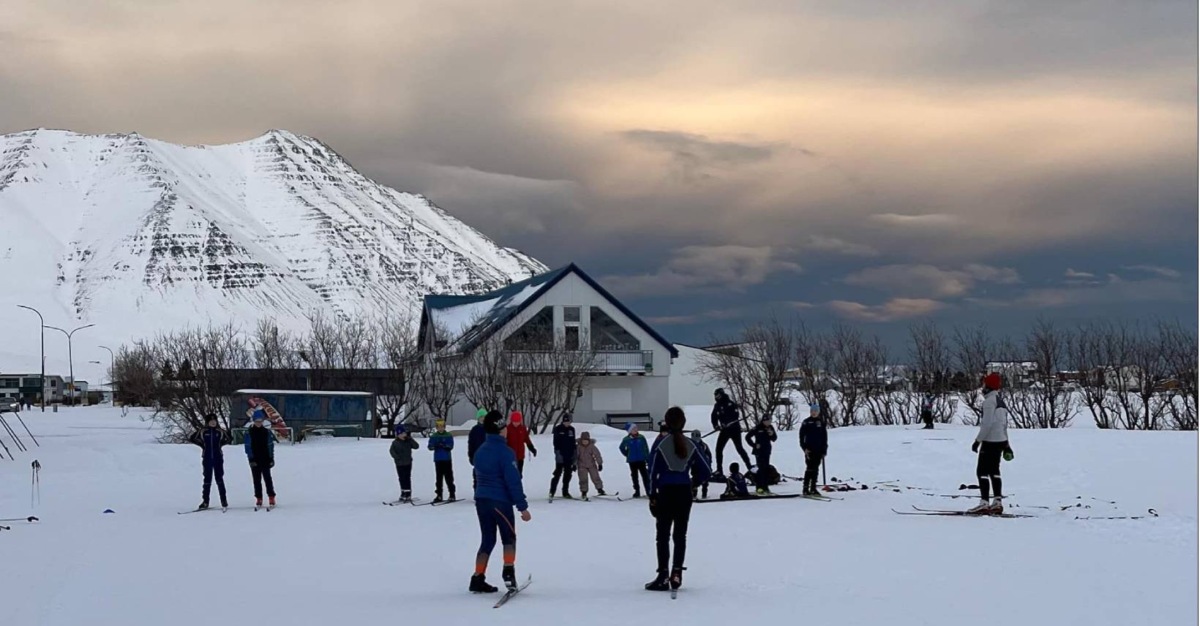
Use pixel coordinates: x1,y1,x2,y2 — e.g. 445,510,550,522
16,305,46,412
44,324,95,406
99,345,116,406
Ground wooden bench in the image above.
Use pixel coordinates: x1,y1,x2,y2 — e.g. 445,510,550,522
604,412,655,432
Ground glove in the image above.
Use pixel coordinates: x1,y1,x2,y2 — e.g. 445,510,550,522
269,460,275,468
971,441,980,453
1003,444,1014,461
648,496,658,517
598,464,603,473
531,448,538,457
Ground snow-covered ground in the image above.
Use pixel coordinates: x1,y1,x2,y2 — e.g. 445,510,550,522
1,407,1195,626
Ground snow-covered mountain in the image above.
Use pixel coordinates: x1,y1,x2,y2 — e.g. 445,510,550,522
0,128,546,378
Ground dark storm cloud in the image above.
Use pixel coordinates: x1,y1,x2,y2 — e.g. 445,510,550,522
1,0,1194,341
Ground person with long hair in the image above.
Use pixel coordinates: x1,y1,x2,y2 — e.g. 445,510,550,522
646,406,712,592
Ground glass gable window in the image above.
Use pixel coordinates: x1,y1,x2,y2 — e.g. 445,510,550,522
505,306,555,350
590,307,639,351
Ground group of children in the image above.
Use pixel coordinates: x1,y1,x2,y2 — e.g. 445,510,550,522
186,409,278,511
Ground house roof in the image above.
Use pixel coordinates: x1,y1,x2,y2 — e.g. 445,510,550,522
419,263,678,358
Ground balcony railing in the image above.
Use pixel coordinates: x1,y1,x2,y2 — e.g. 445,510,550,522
505,350,653,374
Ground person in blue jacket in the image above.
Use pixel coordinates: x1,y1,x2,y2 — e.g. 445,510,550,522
645,407,712,593
619,423,652,498
470,410,532,594
799,403,829,496
690,430,713,500
188,413,231,510
428,419,456,503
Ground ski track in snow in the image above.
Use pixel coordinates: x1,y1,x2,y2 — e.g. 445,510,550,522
0,407,1195,626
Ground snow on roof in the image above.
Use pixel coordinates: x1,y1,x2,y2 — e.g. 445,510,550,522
234,389,374,397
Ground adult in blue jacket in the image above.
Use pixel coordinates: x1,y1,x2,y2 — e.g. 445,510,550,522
470,411,532,594
619,423,652,498
188,413,231,510
798,403,829,496
646,407,712,593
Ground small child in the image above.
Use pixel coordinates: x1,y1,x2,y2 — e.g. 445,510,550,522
619,424,651,498
390,425,420,503
689,430,712,500
722,462,750,499
575,432,606,499
427,419,456,503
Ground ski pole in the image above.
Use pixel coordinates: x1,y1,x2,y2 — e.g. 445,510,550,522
821,457,826,487
0,416,26,452
13,413,38,447
0,433,12,460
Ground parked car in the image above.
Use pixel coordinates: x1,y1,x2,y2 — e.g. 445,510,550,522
0,397,20,413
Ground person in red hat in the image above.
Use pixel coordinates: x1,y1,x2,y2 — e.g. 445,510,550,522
505,411,537,476
970,372,1013,514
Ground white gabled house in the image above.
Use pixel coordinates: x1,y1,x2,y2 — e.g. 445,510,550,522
417,264,715,426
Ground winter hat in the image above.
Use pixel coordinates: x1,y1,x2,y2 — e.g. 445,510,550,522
475,408,488,422
626,422,637,433
714,388,726,397
562,414,573,423
809,403,820,412
483,410,506,435
580,431,591,442
983,372,1002,390
253,413,265,422
509,411,523,424
760,415,772,423
394,424,407,436
690,429,702,441
205,413,218,424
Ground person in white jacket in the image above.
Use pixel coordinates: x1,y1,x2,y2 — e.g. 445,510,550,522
970,372,1013,514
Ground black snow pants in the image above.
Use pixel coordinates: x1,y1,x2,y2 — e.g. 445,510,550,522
435,460,456,499
202,458,227,506
250,463,275,499
654,485,694,573
976,442,1005,500
629,461,650,496
395,463,413,498
715,428,751,475
803,451,824,490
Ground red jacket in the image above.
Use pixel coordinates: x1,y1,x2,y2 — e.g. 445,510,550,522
506,423,537,461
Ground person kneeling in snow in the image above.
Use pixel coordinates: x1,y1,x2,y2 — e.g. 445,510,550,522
721,462,751,499
575,431,606,499
470,411,531,593
971,373,1013,514
390,424,420,503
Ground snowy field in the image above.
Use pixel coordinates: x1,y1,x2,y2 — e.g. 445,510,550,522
0,407,1196,626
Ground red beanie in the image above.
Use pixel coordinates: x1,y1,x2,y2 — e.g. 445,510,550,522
509,411,523,424
983,372,1002,390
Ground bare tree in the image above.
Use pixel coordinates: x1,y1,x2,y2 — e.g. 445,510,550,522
461,337,512,417
146,323,252,442
251,319,304,389
909,321,956,423
861,336,911,426
1068,322,1119,429
826,323,878,427
1159,320,1197,430
408,353,465,425
504,337,597,433
696,316,794,429
952,324,994,425
113,341,160,406
792,322,832,408
1004,319,1076,428
378,315,418,433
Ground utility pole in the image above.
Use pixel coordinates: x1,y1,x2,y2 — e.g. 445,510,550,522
44,324,95,406
99,346,116,406
16,305,46,412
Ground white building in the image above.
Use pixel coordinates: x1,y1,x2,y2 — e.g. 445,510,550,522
418,264,717,426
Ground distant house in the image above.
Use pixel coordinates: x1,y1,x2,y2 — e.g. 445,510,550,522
417,264,715,425
0,374,65,404
985,361,1039,387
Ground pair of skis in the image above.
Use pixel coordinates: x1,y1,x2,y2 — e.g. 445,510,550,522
177,507,228,515
893,505,1033,519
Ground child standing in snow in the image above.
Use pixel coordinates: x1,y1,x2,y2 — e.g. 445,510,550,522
428,419,456,503
575,432,606,499
549,415,577,499
390,425,420,503
971,373,1013,514
188,413,231,510
244,414,277,509
689,430,712,500
799,403,828,496
505,411,537,476
620,423,651,498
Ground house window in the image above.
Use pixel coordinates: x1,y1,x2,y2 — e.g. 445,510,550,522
564,306,581,323
590,307,639,351
565,326,580,351
505,306,555,350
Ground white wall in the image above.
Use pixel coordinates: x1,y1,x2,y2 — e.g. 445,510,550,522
669,344,719,408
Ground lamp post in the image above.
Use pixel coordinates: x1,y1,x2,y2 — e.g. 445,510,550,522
44,324,95,406
99,345,116,406
16,305,46,412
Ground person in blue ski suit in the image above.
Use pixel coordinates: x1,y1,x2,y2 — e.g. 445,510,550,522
470,410,532,594
721,462,751,499
188,413,231,509
619,423,652,498
645,407,712,593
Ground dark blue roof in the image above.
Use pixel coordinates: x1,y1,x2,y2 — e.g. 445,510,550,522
419,264,678,358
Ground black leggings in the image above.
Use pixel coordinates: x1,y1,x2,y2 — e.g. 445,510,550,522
629,462,650,494
654,485,694,572
395,463,413,497
976,442,1005,499
550,462,575,495
804,451,824,484
715,429,751,474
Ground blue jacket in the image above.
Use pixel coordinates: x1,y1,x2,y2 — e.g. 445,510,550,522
467,424,487,465
619,433,650,464
726,471,750,497
648,434,712,496
428,430,455,462
189,427,231,464
799,416,828,454
473,434,529,512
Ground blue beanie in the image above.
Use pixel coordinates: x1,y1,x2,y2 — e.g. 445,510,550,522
809,403,820,412
394,424,406,435
626,422,636,432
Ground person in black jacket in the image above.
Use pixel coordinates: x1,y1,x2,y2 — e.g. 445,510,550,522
548,414,577,499
243,414,277,508
920,394,935,430
467,408,488,488
745,415,778,494
710,388,751,476
188,413,231,510
798,403,829,496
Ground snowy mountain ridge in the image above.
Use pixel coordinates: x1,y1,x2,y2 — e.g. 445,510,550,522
0,128,546,375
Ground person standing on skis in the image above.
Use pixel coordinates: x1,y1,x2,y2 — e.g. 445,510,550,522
711,388,751,477
428,419,456,503
470,411,531,594
798,403,828,496
549,414,577,499
468,407,488,488
575,432,606,499
620,423,651,498
971,373,1013,514
188,413,231,510
745,415,778,494
505,411,537,476
390,424,420,503
689,430,713,500
920,394,935,429
646,407,712,593
244,413,277,509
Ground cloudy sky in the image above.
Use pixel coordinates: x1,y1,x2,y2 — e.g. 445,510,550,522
3,0,1196,348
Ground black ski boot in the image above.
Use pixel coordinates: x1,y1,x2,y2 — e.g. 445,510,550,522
645,570,669,591
561,490,574,500
597,488,607,496
670,567,684,590
632,491,642,499
502,565,518,591
433,495,444,504
197,501,209,511
470,574,498,593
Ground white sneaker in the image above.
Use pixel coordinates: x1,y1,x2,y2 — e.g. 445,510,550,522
967,499,991,514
